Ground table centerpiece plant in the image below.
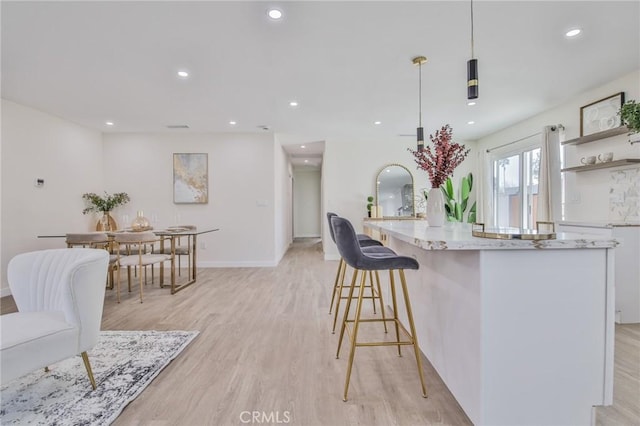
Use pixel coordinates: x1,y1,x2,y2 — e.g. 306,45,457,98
407,124,470,226
82,191,130,231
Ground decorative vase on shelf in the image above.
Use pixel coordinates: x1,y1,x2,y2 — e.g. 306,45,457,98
96,211,117,231
425,188,445,227
131,210,151,231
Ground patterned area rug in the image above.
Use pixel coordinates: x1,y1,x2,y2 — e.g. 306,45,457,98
0,330,199,425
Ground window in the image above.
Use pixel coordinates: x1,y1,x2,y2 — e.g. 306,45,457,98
492,147,541,228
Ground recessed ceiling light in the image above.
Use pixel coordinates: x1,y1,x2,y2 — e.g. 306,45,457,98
229,121,237,125
268,9,283,20
300,145,306,149
565,28,581,38
177,70,189,78
467,121,475,125
304,160,309,163
289,101,298,107
374,121,382,125
105,121,114,126
467,101,476,106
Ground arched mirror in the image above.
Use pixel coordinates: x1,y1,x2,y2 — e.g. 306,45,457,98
375,164,415,217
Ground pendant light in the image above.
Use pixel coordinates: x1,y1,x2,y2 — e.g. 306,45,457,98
467,0,478,100
413,56,427,152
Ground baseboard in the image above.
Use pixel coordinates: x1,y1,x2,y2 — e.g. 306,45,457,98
0,286,12,298
324,253,340,261
198,260,279,268
294,234,321,238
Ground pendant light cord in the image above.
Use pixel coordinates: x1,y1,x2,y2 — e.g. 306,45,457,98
418,61,422,127
470,0,475,59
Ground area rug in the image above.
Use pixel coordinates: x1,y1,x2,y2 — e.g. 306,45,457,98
0,330,199,426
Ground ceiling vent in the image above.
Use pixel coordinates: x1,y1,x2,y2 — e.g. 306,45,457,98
166,124,190,129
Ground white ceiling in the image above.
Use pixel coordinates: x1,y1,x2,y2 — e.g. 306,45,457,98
2,1,639,169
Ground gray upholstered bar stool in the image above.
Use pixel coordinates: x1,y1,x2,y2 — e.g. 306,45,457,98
326,212,393,333
331,215,427,401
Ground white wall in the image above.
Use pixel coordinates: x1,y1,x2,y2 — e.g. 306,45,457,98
478,69,640,223
102,132,278,267
1,99,293,297
293,169,321,238
274,140,293,261
322,134,477,259
1,99,104,296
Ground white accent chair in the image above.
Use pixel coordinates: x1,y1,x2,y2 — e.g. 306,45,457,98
0,248,109,389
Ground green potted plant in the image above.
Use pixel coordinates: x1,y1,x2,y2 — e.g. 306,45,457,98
619,100,640,134
440,172,477,223
82,191,130,230
366,196,374,217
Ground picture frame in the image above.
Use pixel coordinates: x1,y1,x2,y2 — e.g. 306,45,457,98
580,92,625,137
173,153,208,204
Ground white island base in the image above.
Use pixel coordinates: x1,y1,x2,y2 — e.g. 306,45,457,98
364,221,616,426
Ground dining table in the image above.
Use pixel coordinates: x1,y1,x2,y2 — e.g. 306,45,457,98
152,227,219,293
37,227,220,295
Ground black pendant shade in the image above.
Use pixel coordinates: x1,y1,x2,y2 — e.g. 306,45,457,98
417,127,424,152
467,58,478,99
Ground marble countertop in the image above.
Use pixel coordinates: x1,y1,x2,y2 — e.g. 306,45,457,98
558,220,640,228
363,220,619,251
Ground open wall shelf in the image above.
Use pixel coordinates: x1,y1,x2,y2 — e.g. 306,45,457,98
561,126,629,145
561,159,640,172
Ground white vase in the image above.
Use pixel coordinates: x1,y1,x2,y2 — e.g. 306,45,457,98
426,188,445,227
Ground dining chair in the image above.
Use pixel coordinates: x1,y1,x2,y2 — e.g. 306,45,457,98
113,231,174,303
66,232,118,289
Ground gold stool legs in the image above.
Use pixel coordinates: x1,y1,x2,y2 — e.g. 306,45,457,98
337,268,428,401
399,269,427,398
329,258,346,315
331,264,386,334
342,271,368,401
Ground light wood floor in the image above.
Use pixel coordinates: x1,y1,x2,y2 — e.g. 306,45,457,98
2,239,639,425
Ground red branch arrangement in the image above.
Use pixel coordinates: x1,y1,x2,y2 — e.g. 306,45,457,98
407,124,470,188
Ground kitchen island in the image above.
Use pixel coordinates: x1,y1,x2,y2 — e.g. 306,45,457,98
363,220,618,426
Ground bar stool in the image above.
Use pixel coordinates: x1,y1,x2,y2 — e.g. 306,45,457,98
326,213,392,333
331,216,427,401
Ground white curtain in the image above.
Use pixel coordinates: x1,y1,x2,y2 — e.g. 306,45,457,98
477,149,491,224
537,125,563,222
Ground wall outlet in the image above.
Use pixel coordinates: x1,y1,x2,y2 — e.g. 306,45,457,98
567,192,581,204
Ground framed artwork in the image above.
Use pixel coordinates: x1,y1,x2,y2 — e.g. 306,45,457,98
580,92,625,137
173,153,208,204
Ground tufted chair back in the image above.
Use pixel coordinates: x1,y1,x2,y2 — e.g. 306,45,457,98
7,248,109,353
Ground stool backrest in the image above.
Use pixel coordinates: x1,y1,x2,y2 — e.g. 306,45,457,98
326,212,338,244
331,216,420,272
330,216,364,268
